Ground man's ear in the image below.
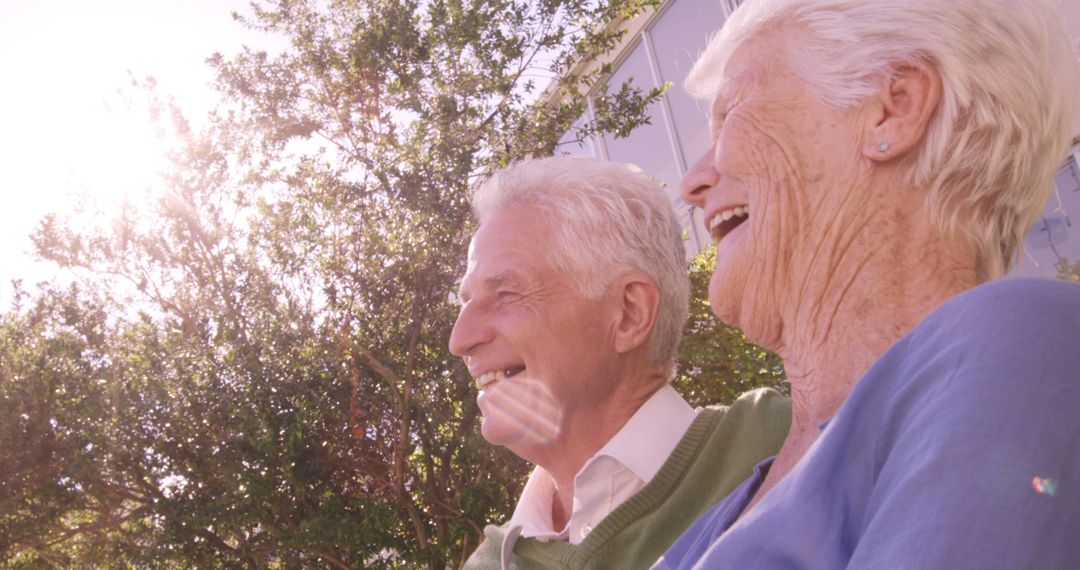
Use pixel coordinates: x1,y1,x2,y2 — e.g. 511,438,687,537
612,274,661,355
862,60,942,161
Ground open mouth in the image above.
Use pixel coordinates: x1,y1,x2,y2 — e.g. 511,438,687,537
707,206,749,243
475,365,526,389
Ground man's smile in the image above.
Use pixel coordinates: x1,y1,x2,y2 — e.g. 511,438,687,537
474,365,527,389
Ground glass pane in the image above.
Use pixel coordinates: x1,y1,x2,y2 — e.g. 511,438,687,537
649,0,730,167
681,203,709,258
601,40,682,201
1011,156,1080,279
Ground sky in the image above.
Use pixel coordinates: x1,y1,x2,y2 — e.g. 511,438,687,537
1,0,1078,303
0,0,284,303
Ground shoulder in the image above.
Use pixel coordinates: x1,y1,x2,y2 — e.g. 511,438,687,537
698,387,791,420
654,388,787,487
692,388,790,461
956,276,1080,305
701,387,791,432
462,523,512,569
482,521,513,538
834,280,1080,568
915,278,1080,342
731,386,792,412
860,278,1080,454
884,278,1080,382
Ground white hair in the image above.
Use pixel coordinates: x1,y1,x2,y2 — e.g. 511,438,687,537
689,0,1079,279
471,156,690,379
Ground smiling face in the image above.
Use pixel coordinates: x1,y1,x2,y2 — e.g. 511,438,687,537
449,205,621,458
679,36,870,350
678,35,872,349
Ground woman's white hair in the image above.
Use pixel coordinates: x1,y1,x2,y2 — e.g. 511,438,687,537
471,155,690,379
689,0,1079,279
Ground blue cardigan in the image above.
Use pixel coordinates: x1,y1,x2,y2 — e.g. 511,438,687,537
656,278,1080,569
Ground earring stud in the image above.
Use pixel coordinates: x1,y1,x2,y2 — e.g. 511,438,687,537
878,141,890,152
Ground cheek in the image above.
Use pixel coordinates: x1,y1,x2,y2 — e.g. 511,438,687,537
716,122,757,179
707,203,783,331
752,191,787,262
720,109,792,171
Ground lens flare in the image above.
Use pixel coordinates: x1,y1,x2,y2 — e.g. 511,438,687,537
1032,476,1058,497
477,373,562,446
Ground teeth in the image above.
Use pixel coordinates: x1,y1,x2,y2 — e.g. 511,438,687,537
708,206,749,232
475,369,511,389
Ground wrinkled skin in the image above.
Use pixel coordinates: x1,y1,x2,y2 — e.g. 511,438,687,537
449,205,624,464
680,36,879,355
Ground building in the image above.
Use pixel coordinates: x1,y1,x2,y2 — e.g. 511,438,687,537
557,0,1080,279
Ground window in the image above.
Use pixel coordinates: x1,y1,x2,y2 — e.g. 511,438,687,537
649,0,730,170
601,40,682,193
555,0,734,256
1013,153,1080,279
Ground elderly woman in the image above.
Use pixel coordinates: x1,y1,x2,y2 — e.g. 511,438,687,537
654,0,1080,568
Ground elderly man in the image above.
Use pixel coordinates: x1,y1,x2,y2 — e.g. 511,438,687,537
450,155,790,569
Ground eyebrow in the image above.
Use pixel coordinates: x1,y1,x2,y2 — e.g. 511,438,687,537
483,269,527,292
459,269,525,299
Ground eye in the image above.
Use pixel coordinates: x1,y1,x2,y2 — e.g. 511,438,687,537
496,290,518,302
711,115,726,139
711,105,734,138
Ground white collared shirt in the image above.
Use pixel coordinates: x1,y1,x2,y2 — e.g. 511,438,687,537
499,384,698,569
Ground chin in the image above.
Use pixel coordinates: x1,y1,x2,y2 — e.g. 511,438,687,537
708,265,742,328
709,264,782,351
477,374,562,451
479,411,558,453
479,417,522,448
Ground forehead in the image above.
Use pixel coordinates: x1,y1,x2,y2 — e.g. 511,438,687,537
462,206,559,288
712,40,773,100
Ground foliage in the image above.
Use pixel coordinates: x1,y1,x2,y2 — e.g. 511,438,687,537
1,0,783,568
0,285,118,569
1055,256,1080,284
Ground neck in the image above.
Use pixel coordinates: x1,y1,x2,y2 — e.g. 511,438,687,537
517,364,666,530
763,188,980,495
782,227,976,427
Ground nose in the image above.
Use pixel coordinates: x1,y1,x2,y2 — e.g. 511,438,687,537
679,142,719,209
448,300,490,358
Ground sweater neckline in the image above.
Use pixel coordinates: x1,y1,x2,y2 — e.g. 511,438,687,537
512,407,724,564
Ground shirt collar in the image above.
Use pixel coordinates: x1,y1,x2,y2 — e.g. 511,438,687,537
587,384,697,483
500,384,697,564
506,466,561,538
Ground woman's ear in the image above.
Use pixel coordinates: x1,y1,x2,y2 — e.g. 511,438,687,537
863,60,943,162
612,273,661,355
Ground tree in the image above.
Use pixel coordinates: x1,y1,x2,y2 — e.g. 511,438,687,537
1056,256,1080,283
2,0,699,568
0,284,119,568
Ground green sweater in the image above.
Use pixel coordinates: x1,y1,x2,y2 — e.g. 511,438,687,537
463,388,791,570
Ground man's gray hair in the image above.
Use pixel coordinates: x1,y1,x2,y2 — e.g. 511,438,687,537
471,156,690,380
688,0,1078,279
